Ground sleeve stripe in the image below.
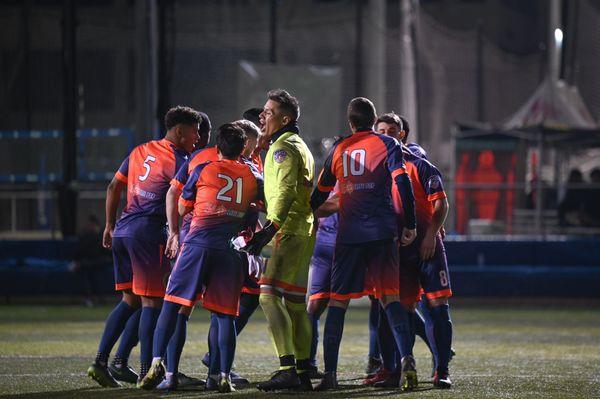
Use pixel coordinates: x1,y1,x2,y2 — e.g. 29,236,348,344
391,168,406,179
317,182,335,192
428,191,447,202
115,171,127,183
179,198,195,208
170,179,184,191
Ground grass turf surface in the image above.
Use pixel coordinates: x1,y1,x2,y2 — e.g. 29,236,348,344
0,302,599,398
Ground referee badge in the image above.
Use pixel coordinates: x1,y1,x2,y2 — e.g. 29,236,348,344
273,149,287,163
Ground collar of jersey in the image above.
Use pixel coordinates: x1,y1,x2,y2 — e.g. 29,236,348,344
270,122,299,144
353,129,374,136
161,138,190,157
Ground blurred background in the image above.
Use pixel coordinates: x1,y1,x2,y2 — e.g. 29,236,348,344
1,0,599,301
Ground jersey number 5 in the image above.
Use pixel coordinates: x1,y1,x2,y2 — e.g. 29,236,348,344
138,155,156,182
217,174,243,204
342,149,366,177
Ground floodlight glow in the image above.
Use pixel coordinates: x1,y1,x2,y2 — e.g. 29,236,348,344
554,28,563,46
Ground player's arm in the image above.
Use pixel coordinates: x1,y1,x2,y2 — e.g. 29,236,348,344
420,171,449,260
388,141,417,246
103,157,128,249
164,161,190,258
310,147,337,211
178,163,205,217
314,192,339,219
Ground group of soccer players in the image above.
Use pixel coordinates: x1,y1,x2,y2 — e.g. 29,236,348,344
86,88,453,393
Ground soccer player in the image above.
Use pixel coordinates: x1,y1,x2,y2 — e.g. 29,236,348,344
160,119,259,390
87,106,202,387
243,89,316,391
377,113,453,389
139,123,262,393
309,97,417,391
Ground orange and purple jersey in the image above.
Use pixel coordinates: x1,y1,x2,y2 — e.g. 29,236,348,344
179,159,263,249
171,146,220,239
393,147,446,233
113,138,188,243
312,130,415,244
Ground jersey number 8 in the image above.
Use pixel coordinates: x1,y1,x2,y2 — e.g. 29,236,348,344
217,173,243,204
342,149,366,177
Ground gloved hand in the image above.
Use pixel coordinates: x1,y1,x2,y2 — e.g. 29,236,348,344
230,228,254,252
243,220,278,256
247,255,264,279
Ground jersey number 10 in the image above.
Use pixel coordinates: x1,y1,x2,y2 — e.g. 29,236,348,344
342,149,366,177
217,173,243,204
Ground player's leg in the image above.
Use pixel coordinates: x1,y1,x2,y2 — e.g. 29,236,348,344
306,238,333,379
109,307,141,384
236,292,259,334
205,313,220,390
421,236,453,388
214,312,237,393
366,304,401,387
378,240,419,391
200,247,246,391
366,296,383,376
157,305,196,390
257,234,307,391
88,237,140,388
139,243,204,389
306,297,327,376
315,242,368,391
283,234,315,390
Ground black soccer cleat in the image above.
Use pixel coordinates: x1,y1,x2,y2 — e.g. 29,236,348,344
205,376,219,391
230,370,249,385
256,368,301,391
87,362,122,388
313,371,338,391
373,370,401,388
433,371,452,389
365,356,382,377
108,363,138,384
295,371,314,391
306,364,325,379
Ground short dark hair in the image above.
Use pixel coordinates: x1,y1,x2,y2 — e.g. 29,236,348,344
216,123,246,159
233,119,260,140
399,115,410,132
347,97,376,130
198,111,212,138
267,89,300,121
242,107,262,126
164,106,201,130
375,113,410,143
376,112,403,130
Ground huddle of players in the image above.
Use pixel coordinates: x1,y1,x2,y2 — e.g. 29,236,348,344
86,88,453,393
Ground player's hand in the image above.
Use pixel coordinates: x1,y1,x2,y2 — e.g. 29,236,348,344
248,255,264,279
165,232,179,259
400,227,417,246
440,226,446,240
102,225,114,249
419,232,437,260
244,220,278,256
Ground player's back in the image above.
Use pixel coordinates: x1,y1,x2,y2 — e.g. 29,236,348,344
182,159,260,249
324,131,401,244
393,149,445,232
115,138,188,242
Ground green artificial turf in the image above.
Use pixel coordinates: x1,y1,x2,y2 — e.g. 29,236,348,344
0,302,599,398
